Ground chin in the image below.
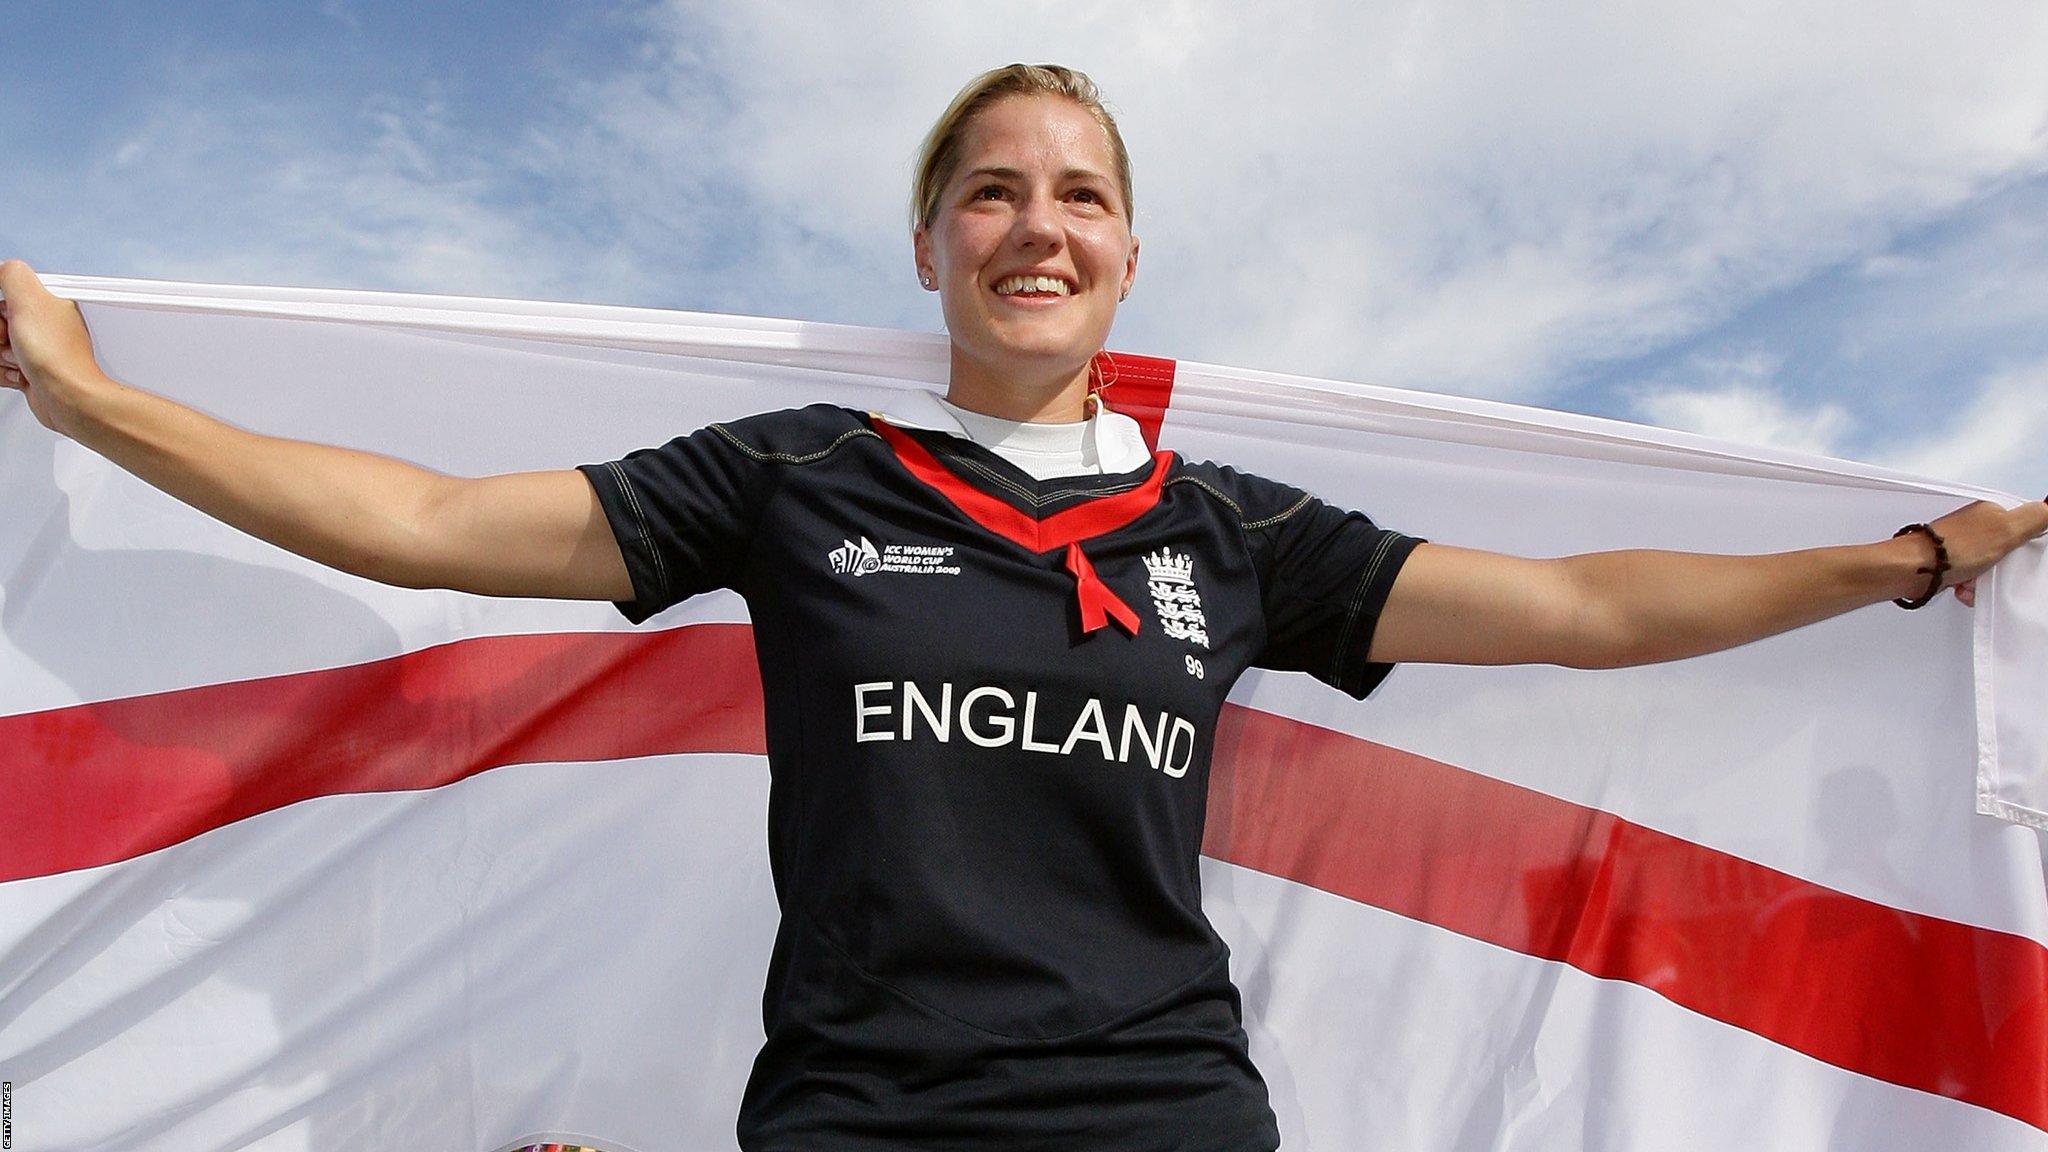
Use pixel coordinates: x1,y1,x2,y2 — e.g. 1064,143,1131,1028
956,343,1088,389
995,339,1096,372
990,323,1108,363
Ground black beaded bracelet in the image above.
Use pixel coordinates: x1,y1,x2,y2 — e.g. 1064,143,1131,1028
1892,523,1949,610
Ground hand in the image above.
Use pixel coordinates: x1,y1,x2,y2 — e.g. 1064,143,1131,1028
1921,498,2048,607
0,259,109,437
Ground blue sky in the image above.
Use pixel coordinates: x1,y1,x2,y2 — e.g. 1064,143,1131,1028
6,0,2044,495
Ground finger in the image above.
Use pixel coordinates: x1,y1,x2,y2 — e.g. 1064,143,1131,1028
0,261,53,319
2019,499,2048,540
0,258,40,294
0,259,26,305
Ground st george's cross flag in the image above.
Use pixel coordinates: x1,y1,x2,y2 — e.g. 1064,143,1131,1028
2,274,2045,1151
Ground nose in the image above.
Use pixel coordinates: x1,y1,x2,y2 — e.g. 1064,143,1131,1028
1010,189,1063,250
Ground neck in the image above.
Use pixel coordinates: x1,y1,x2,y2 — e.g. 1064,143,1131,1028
943,346,1092,423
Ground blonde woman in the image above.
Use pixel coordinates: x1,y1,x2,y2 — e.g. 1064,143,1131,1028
3,64,2043,1152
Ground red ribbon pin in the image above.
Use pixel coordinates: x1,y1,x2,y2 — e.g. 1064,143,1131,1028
1064,542,1141,636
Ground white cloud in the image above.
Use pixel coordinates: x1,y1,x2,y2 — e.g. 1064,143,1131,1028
1635,374,1855,458
318,0,362,33
579,0,2048,396
1878,361,2048,496
1632,353,2048,497
10,0,2048,411
13,53,666,305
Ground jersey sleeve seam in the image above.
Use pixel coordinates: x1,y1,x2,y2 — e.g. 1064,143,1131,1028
1242,491,1314,530
1166,473,1273,655
709,420,876,599
1165,475,1246,520
1165,475,1315,530
604,459,671,602
710,422,880,465
1333,530,1406,687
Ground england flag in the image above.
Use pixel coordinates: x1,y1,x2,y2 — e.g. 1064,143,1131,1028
2,275,2044,1150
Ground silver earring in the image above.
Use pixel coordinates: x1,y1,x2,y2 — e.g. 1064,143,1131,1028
1119,288,1129,302
921,274,934,289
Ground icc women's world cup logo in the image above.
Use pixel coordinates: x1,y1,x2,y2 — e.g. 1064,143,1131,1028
828,537,884,576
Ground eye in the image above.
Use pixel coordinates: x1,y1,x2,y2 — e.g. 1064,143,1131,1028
972,184,1009,201
1070,188,1102,204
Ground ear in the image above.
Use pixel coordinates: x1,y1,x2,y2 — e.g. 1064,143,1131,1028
1121,233,1140,300
913,225,935,290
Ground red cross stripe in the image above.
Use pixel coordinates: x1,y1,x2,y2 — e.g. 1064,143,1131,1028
4,622,2042,1134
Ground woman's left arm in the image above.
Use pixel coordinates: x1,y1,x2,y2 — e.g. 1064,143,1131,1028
1367,499,2048,669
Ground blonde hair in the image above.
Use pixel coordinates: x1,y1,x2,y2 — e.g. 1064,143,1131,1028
910,63,1133,233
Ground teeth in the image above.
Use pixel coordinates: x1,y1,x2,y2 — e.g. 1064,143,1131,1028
994,275,1072,296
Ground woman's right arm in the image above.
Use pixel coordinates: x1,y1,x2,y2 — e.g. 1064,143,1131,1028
1,260,634,603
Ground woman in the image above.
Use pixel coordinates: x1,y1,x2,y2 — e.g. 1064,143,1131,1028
2,64,2043,1152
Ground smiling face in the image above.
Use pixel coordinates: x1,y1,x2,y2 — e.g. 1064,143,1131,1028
914,93,1139,420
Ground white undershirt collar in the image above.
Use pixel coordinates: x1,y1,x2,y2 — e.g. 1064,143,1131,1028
868,391,1153,480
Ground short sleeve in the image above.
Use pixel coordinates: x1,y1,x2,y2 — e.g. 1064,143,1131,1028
575,419,768,624
1232,468,1425,699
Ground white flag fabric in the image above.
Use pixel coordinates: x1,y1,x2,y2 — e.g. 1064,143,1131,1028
2,274,2045,1151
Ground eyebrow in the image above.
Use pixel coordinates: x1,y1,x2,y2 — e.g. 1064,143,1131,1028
961,165,1112,185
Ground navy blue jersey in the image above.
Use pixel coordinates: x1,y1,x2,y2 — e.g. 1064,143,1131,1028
577,403,1422,1151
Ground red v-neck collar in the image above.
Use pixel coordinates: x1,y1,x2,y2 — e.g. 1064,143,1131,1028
868,414,1173,553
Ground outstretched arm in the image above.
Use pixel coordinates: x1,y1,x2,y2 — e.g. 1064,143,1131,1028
0,260,634,602
1368,501,2048,669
